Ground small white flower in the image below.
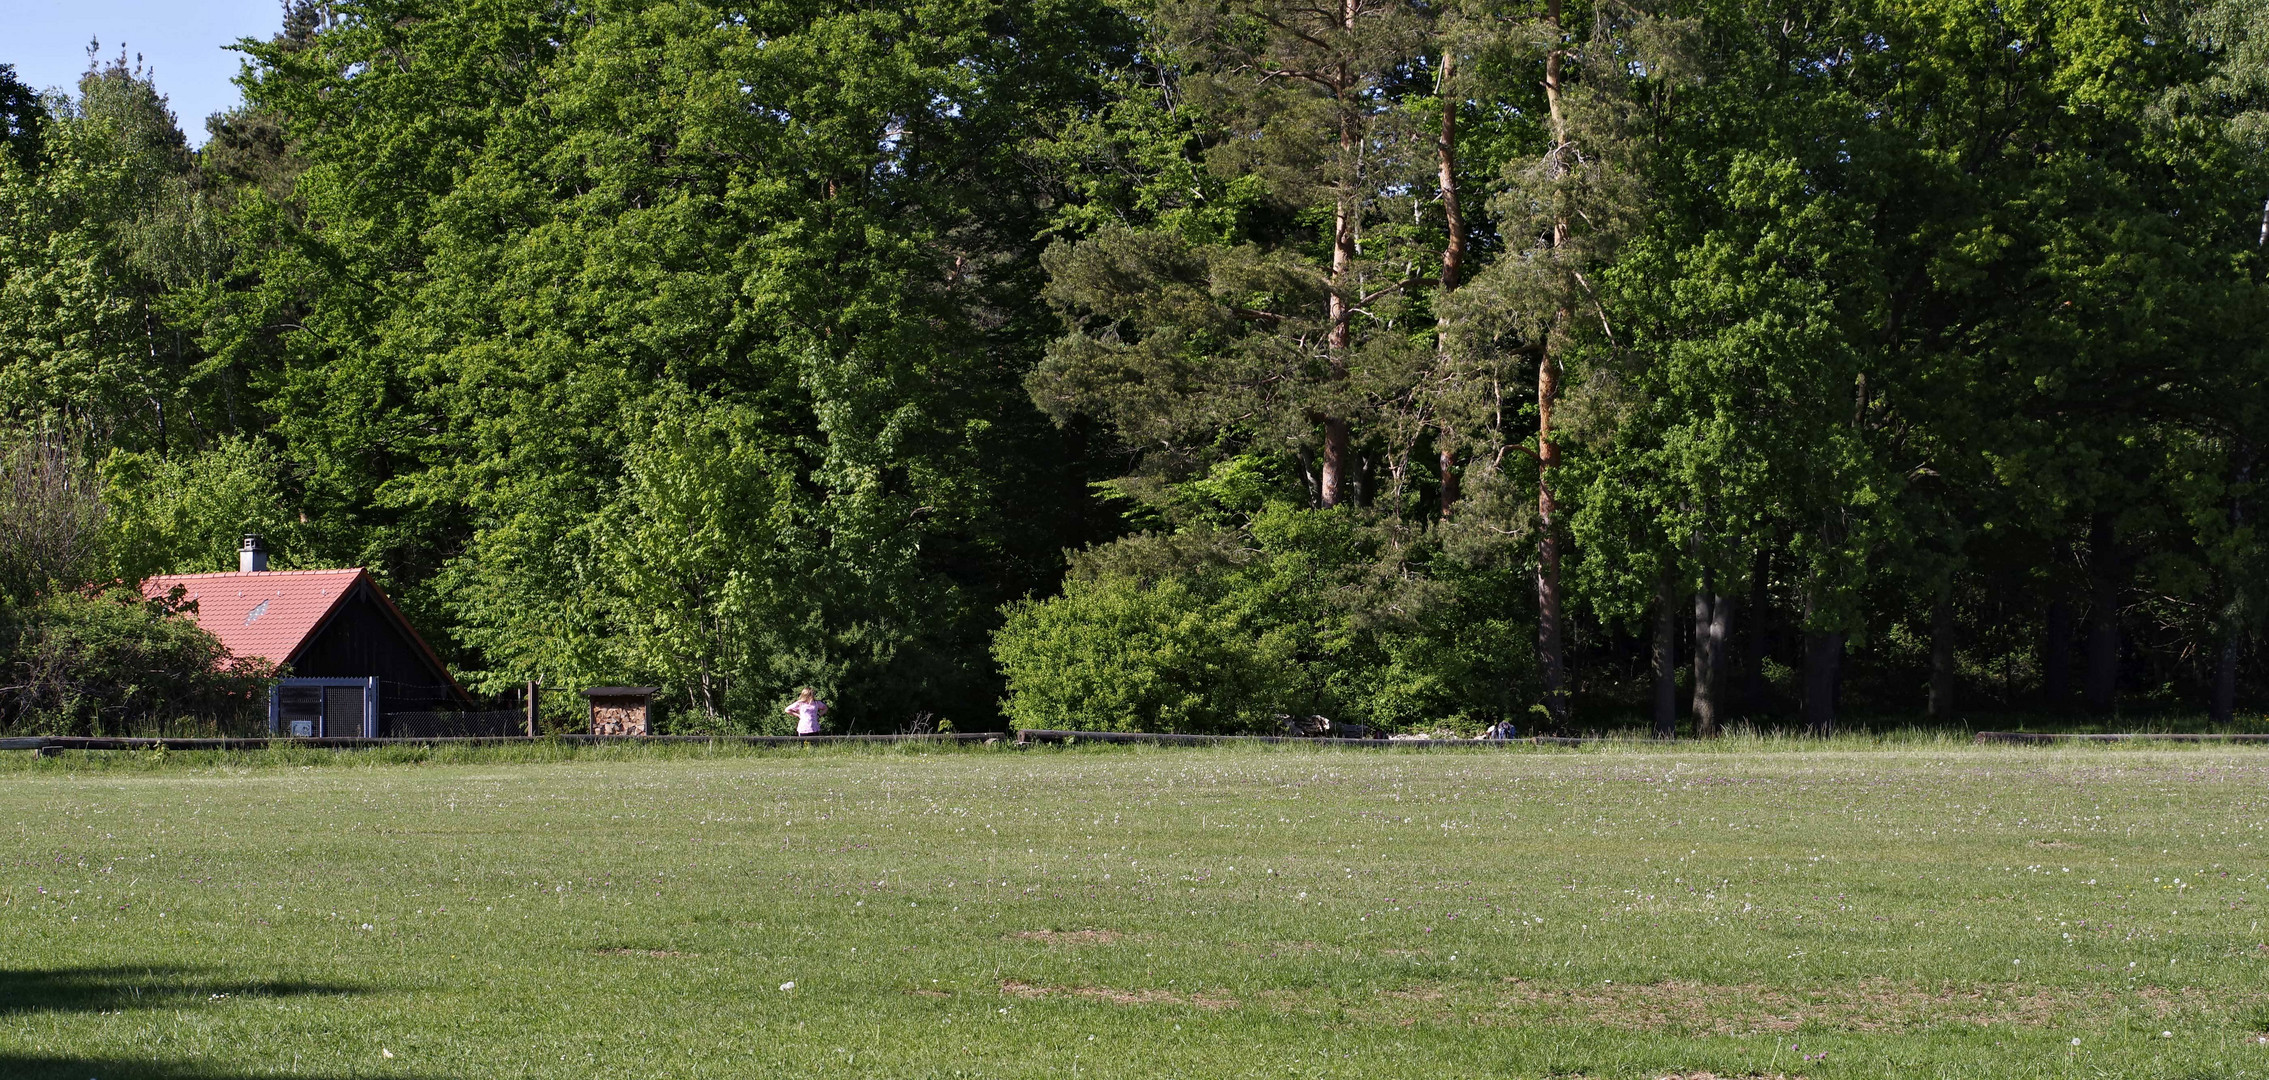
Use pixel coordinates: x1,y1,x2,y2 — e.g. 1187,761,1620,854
779,982,795,991
2070,1038,2081,1046
2163,1031,2174,1038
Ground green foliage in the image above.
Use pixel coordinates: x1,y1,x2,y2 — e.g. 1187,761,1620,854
0,56,231,454
447,399,827,733
999,468,1537,733
100,436,300,581
0,0,2263,734
0,64,44,172
195,0,1138,728
996,574,1293,733
0,586,273,735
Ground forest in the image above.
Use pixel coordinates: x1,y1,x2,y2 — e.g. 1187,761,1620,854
0,0,2262,736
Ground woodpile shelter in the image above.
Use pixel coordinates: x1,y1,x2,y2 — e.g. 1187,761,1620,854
142,537,475,736
583,687,660,736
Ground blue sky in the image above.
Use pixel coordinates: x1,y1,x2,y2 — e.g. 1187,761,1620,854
3,0,287,146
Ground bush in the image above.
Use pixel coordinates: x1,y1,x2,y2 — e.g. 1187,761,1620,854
0,587,273,735
995,502,1540,735
995,576,1294,734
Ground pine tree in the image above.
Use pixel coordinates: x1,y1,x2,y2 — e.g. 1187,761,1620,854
1033,0,1436,509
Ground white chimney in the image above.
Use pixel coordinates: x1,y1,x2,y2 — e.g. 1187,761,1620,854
239,534,269,572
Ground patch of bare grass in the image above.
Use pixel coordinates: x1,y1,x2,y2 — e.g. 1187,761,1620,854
1008,929,1123,945
1652,1073,1808,1080
1001,979,1237,1010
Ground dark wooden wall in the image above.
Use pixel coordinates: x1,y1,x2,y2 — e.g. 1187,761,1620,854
290,584,462,710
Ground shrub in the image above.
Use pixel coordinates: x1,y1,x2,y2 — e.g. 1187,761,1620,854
0,430,105,603
0,586,273,735
995,576,1294,734
995,503,1540,735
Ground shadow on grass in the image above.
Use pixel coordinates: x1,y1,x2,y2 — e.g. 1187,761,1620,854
0,966,362,1015
0,1055,448,1080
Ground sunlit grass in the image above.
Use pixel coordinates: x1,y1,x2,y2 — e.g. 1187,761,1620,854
2,741,2265,1078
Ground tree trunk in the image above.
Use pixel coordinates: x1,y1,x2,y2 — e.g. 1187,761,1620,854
1692,579,1728,737
1654,567,1678,739
2043,598,2072,706
1320,0,1359,508
1803,629,1843,736
1534,0,1571,726
1711,590,1733,715
1438,449,1459,516
1536,363,1569,725
1927,589,1956,721
1435,52,1464,520
2083,515,2119,714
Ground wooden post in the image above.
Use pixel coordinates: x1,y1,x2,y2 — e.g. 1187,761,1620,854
525,679,539,737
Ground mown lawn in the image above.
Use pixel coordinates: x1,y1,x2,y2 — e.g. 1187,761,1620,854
1,740,2265,1078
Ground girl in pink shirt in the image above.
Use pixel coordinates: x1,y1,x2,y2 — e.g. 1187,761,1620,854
785,688,829,736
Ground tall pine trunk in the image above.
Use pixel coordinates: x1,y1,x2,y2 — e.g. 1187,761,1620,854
1536,365,1568,724
1319,0,1360,508
1692,585,1710,716
1654,566,1678,738
2083,515,2119,714
1435,52,1464,519
1534,0,1571,725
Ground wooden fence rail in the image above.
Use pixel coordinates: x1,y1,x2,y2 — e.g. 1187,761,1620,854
0,731,1571,753
1971,731,2269,744
9,730,2260,754
0,733,1007,753
1011,729,1581,747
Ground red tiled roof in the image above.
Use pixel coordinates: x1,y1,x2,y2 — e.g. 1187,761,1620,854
140,569,472,705
142,569,367,666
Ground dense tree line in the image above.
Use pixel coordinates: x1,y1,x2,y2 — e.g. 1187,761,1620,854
0,0,2261,735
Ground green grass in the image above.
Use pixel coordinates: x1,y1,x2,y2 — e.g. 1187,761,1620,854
2,741,2266,1079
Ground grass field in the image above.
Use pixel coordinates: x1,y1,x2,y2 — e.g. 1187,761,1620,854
2,739,2266,1079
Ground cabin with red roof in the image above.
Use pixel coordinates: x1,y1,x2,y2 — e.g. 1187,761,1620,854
142,536,474,736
